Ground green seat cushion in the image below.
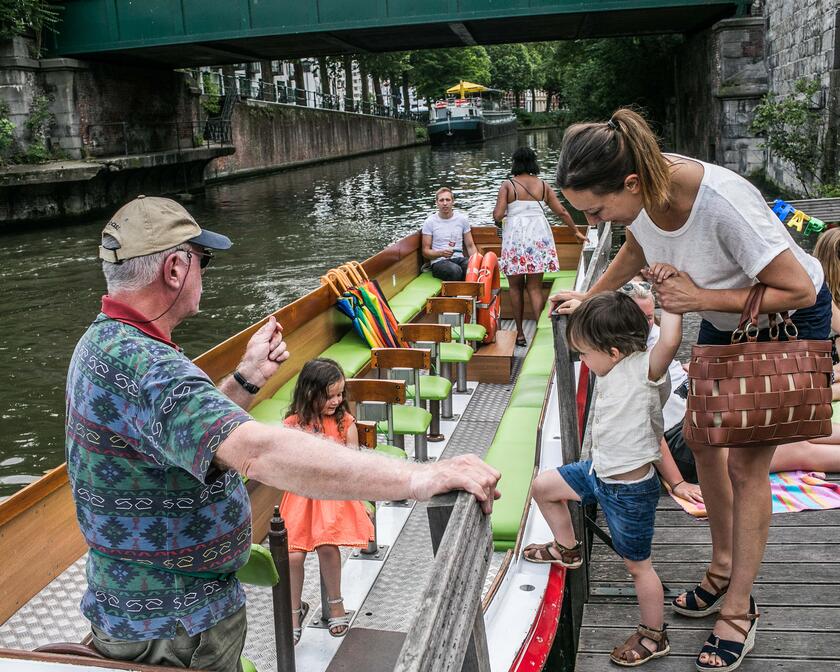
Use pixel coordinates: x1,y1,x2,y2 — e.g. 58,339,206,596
401,271,442,296
249,399,289,425
440,342,473,363
485,408,542,546
532,329,554,349
519,348,554,377
321,334,372,377
543,269,577,282
377,404,432,435
391,302,420,323
833,400,840,423
407,375,452,401
241,658,257,672
509,374,551,408
236,543,279,587
375,444,408,459
500,269,576,291
272,375,298,402
452,323,487,342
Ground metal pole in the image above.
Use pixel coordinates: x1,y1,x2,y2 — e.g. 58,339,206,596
269,507,296,672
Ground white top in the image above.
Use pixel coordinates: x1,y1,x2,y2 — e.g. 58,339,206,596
591,350,671,478
421,211,471,265
648,323,688,431
628,156,824,331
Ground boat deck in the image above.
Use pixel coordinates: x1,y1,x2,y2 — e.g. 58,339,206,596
576,473,840,671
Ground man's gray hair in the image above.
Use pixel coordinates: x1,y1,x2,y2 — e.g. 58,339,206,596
101,234,181,293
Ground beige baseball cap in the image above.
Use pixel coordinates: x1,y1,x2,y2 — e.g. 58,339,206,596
99,195,231,263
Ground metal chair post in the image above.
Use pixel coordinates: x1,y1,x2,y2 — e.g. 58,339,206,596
268,507,296,672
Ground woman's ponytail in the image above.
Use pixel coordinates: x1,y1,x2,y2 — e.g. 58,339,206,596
556,107,671,213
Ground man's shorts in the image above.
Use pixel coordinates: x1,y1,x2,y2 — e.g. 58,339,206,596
558,460,661,561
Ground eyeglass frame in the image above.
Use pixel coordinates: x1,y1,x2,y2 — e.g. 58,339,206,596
175,246,214,271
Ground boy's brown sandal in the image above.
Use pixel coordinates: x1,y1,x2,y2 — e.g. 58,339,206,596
522,540,583,568
610,623,670,667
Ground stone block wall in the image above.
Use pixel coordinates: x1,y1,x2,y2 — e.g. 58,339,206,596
0,37,39,149
764,0,839,191
205,99,421,181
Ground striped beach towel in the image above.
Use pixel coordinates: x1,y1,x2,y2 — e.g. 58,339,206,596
670,471,840,517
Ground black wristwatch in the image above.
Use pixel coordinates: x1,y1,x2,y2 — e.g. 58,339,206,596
233,370,261,394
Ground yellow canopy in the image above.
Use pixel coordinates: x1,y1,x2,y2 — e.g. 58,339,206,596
446,81,489,96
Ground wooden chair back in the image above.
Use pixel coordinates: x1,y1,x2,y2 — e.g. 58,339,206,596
356,420,378,449
426,297,472,320
344,378,406,404
371,347,431,371
440,281,482,298
398,323,452,344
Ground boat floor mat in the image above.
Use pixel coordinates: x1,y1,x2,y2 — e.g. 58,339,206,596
324,628,406,672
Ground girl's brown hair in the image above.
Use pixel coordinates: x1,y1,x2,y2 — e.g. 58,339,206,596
286,358,350,437
813,228,840,302
555,107,671,213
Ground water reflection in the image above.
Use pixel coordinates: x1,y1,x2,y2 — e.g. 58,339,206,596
0,128,568,496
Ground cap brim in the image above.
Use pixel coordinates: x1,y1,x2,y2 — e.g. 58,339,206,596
189,228,232,250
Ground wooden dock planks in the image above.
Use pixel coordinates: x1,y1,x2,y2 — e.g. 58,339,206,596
575,473,840,671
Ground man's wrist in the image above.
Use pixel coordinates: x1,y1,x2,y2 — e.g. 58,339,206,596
233,369,262,394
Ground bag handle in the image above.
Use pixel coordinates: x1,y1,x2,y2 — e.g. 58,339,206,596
733,283,798,343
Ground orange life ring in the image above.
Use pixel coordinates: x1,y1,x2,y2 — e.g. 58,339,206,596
466,252,500,343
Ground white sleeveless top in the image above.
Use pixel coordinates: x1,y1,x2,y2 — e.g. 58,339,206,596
590,351,670,478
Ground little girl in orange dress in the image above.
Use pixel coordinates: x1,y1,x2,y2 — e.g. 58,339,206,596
280,358,374,645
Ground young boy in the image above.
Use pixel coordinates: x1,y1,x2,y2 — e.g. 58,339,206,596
524,286,682,667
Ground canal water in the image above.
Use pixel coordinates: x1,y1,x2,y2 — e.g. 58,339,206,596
0,128,572,497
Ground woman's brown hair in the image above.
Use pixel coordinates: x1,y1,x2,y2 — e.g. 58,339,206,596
813,228,840,303
555,107,671,212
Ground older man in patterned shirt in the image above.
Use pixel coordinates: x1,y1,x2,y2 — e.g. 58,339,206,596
66,196,500,671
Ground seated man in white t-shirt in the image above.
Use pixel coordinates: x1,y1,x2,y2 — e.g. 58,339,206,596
421,186,478,281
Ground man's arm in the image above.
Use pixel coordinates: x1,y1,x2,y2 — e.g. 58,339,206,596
215,421,501,513
463,229,478,258
422,233,451,260
545,185,586,242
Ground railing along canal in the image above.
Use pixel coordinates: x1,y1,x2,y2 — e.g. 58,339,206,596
550,222,613,649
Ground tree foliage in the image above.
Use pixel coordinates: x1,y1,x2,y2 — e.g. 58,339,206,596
750,78,832,196
0,0,60,40
486,43,533,106
408,46,491,101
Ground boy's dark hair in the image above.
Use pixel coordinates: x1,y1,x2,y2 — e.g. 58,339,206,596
566,291,649,356
287,358,350,436
511,146,540,176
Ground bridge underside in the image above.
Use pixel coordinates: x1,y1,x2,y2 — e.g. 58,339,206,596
50,2,745,67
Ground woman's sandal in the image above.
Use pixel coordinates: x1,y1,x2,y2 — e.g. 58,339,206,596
695,598,759,672
522,540,583,569
327,596,350,638
516,335,528,347
672,570,730,617
292,601,310,646
609,623,670,667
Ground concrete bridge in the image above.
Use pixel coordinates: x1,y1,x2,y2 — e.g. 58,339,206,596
48,0,749,66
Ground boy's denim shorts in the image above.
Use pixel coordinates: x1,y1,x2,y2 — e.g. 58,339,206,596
558,460,660,561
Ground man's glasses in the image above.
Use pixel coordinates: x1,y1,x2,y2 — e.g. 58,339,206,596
177,247,214,271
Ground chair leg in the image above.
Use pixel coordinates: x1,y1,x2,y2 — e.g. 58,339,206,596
441,362,454,419
456,362,468,393
414,432,428,462
393,434,405,451
428,400,444,442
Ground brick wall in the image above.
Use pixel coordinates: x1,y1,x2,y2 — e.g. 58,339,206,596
764,0,839,190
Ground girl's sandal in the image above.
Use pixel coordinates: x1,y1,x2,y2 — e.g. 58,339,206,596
522,540,583,569
609,623,670,667
672,570,730,617
327,596,350,638
292,601,310,646
695,599,759,672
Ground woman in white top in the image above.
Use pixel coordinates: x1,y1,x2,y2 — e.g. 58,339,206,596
492,147,585,346
551,108,830,671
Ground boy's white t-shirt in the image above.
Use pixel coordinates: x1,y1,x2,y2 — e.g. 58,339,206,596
421,211,471,265
628,156,823,331
590,350,670,479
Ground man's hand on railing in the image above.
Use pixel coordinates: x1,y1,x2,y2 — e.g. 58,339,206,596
549,290,586,315
409,454,501,514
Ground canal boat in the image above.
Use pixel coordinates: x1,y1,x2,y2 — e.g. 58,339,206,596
0,222,602,672
427,81,518,145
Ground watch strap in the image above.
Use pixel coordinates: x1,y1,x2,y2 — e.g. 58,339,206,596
233,370,260,394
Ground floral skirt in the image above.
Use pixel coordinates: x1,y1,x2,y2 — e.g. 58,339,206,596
280,492,374,552
499,213,560,276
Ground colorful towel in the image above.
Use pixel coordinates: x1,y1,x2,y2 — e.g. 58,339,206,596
670,471,840,517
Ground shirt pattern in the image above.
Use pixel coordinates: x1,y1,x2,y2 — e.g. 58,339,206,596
66,315,252,640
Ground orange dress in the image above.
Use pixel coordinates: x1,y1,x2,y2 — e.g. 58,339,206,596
279,413,375,552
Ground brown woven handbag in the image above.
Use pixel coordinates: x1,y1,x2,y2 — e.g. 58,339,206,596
684,284,833,448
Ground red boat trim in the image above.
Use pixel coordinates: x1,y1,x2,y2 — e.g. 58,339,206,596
576,361,590,443
510,564,566,672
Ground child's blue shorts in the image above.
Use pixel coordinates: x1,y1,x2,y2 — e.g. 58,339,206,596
557,460,660,561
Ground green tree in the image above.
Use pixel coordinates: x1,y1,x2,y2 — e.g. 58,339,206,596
408,46,491,102
486,44,533,109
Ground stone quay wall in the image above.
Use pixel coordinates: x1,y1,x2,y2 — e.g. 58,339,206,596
764,0,839,191
205,99,423,182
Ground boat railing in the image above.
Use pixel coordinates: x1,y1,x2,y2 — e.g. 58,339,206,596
394,490,493,671
550,221,612,648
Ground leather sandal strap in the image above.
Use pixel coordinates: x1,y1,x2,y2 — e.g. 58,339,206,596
637,623,667,644
705,570,730,594
718,612,759,639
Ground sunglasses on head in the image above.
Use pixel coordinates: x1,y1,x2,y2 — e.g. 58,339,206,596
621,281,651,293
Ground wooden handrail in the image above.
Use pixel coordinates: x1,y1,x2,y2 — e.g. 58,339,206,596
394,491,492,671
